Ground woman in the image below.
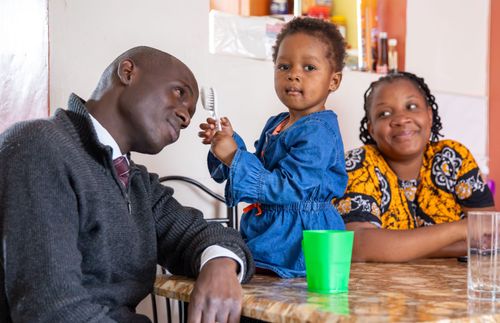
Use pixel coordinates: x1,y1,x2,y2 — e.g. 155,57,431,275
335,71,495,262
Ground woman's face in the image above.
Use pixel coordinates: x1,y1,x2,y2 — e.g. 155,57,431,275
367,78,433,163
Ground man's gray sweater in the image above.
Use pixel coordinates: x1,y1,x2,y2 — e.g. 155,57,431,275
0,94,254,322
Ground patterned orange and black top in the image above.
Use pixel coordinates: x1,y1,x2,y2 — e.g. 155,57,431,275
334,140,494,229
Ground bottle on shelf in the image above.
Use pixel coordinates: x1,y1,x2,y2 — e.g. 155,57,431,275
376,31,388,74
371,28,378,72
388,38,398,73
270,0,288,15
357,0,378,71
307,0,332,21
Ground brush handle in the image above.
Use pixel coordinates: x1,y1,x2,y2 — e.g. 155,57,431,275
212,108,222,131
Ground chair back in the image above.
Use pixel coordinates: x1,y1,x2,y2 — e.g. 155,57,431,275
159,175,238,230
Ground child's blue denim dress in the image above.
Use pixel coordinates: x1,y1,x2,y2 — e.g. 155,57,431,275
208,110,347,278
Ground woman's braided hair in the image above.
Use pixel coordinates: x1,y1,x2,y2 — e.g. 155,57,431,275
359,71,443,145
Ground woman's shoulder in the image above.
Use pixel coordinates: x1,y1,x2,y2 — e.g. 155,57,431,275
432,139,468,149
428,139,474,159
345,144,385,172
346,144,383,161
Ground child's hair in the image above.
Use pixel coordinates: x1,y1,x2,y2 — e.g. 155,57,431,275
359,71,444,145
272,17,346,72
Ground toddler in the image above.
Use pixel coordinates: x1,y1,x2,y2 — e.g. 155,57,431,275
199,17,348,278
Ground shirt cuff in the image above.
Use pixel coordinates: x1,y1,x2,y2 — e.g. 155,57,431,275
200,245,244,282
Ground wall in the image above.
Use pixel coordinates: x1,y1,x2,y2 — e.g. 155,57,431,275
1,0,48,133
49,2,278,318
49,0,280,220
489,0,500,206
406,0,489,97
406,0,490,172
48,0,492,319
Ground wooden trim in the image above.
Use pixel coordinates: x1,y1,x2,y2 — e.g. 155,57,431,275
489,0,500,207
377,0,406,71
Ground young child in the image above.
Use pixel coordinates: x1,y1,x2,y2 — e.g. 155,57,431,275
335,71,495,262
198,17,348,278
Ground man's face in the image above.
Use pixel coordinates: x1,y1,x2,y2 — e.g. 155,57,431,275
118,58,199,154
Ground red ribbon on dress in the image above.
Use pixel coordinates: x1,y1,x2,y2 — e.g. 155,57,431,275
243,203,262,216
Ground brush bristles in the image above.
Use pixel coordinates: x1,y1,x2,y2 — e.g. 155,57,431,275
201,87,215,111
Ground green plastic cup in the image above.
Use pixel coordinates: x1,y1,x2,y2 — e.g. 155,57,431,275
302,230,354,294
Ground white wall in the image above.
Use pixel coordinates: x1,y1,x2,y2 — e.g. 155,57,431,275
49,0,491,198
405,0,490,172
49,0,279,214
49,0,490,318
406,0,490,97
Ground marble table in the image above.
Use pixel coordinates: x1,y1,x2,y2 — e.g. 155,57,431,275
154,259,500,322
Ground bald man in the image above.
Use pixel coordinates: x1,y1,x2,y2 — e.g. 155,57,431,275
0,46,254,323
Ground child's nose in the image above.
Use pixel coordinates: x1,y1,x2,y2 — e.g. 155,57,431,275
287,70,300,81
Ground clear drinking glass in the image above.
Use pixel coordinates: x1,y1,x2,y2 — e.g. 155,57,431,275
468,211,500,300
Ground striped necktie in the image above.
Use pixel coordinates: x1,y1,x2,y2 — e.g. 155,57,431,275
113,156,130,187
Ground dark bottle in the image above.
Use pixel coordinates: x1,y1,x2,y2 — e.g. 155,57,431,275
376,31,388,74
270,0,288,15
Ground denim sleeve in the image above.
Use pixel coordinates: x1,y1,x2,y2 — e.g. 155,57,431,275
207,132,247,183
228,122,339,204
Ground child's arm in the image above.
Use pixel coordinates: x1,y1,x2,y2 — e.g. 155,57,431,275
210,117,236,166
200,117,247,183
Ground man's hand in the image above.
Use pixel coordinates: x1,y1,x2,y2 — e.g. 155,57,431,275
188,257,242,323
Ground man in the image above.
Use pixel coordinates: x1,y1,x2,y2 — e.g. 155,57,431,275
0,46,254,323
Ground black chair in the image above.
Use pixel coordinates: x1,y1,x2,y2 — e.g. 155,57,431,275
151,175,238,323
159,175,238,230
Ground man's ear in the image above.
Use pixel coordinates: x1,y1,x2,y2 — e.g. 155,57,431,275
117,59,135,85
329,72,342,92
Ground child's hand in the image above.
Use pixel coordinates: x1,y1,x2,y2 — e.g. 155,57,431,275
211,117,237,166
198,117,219,145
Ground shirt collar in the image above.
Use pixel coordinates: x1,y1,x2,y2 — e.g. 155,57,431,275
88,114,125,161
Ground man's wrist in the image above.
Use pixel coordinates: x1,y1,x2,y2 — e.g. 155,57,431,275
205,257,239,274
200,245,245,282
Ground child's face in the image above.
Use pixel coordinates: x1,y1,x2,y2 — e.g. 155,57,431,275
367,79,433,163
274,32,341,117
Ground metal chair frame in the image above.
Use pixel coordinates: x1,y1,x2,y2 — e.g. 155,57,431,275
151,175,238,323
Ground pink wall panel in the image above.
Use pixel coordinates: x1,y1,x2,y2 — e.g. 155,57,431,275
0,0,49,134
489,0,500,207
